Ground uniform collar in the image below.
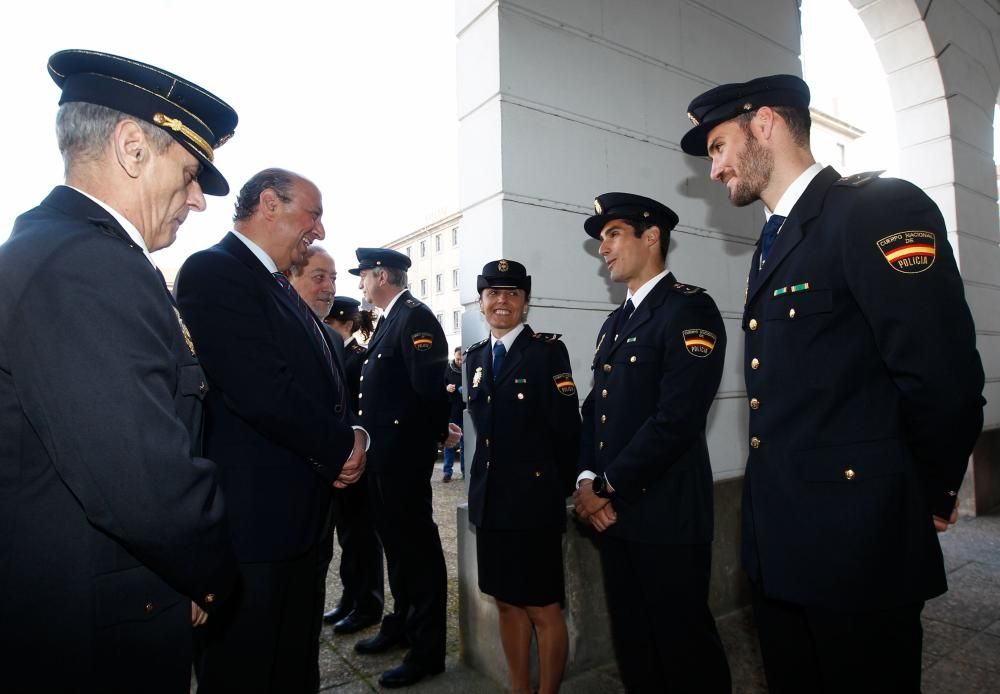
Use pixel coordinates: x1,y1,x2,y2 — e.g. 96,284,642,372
66,185,154,267
626,267,670,310
766,162,824,221
491,323,525,353
380,288,407,320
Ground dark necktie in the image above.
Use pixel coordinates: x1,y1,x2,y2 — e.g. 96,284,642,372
272,273,344,410
492,341,506,378
614,298,635,341
759,214,786,267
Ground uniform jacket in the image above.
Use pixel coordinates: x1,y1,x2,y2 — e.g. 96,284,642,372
357,291,450,474
741,166,985,609
580,273,726,545
445,361,465,423
176,232,356,562
465,326,581,530
0,187,236,691
342,336,367,407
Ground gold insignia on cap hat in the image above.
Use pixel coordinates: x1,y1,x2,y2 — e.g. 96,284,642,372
153,113,214,161
642,211,650,218
498,259,509,272
593,199,603,215
743,102,753,111
687,112,700,126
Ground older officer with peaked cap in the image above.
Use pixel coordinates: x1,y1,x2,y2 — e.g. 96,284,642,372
0,50,238,693
681,75,985,692
465,259,581,694
573,193,731,692
350,247,461,688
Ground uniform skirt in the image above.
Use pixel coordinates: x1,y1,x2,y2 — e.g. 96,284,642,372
475,526,564,607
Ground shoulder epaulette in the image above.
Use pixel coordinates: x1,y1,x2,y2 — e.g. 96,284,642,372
531,332,562,343
466,337,489,353
404,298,421,308
672,282,705,295
349,343,367,354
834,170,884,188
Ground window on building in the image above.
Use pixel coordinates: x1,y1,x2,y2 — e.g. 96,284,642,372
435,234,442,252
435,274,443,293
436,313,444,327
452,268,459,289
420,279,427,296
405,246,411,257
451,227,458,246
420,240,426,257
452,310,461,333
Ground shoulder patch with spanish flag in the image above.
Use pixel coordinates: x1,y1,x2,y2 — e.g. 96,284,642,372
876,230,936,274
682,329,717,358
552,373,577,396
411,332,434,351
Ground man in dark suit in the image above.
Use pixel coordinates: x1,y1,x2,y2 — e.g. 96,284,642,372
176,168,367,693
573,193,732,692
0,50,238,693
289,253,385,635
681,74,986,692
442,347,466,482
350,247,461,688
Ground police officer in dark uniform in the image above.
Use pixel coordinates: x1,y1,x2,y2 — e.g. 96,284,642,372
465,259,581,694
0,50,238,692
681,74,986,693
322,296,384,633
573,193,731,693
350,247,461,688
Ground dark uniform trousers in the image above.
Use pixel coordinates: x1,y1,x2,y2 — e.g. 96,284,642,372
739,168,985,692
358,291,450,669
580,273,731,693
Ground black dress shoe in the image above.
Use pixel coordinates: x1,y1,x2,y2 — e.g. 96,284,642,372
378,661,445,688
322,604,351,625
354,630,408,654
333,610,382,635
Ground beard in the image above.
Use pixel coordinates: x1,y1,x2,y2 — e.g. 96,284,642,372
729,133,773,207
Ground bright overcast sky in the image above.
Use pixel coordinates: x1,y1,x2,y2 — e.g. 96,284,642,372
0,0,459,291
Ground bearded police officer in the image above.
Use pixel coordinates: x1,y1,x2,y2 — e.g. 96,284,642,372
681,74,986,692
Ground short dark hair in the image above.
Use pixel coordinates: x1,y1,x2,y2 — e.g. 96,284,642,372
737,105,811,148
233,168,297,222
453,346,462,354
624,218,668,261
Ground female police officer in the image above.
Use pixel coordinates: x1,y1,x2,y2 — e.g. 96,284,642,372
465,259,581,694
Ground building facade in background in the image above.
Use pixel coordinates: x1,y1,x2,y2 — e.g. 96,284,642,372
382,211,464,353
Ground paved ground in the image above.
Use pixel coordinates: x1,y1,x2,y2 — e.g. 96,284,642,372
268,465,1000,692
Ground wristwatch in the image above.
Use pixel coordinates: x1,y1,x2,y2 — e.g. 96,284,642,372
591,474,614,499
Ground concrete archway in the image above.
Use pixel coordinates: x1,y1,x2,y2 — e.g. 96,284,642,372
850,0,1000,511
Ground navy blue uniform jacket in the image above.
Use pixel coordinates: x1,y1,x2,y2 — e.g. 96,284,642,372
0,187,236,691
357,291,450,474
465,326,581,530
741,167,985,609
176,232,356,562
580,274,726,545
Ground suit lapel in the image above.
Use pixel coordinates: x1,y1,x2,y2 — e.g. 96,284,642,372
747,166,840,304
365,290,409,355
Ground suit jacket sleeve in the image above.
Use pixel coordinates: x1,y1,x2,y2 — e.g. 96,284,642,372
546,339,582,495
842,180,985,517
176,250,356,481
400,307,450,441
11,241,236,609
604,294,726,499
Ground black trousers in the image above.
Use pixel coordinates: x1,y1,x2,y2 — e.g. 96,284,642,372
194,544,326,694
333,472,385,615
598,537,731,694
751,583,924,694
369,468,447,669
